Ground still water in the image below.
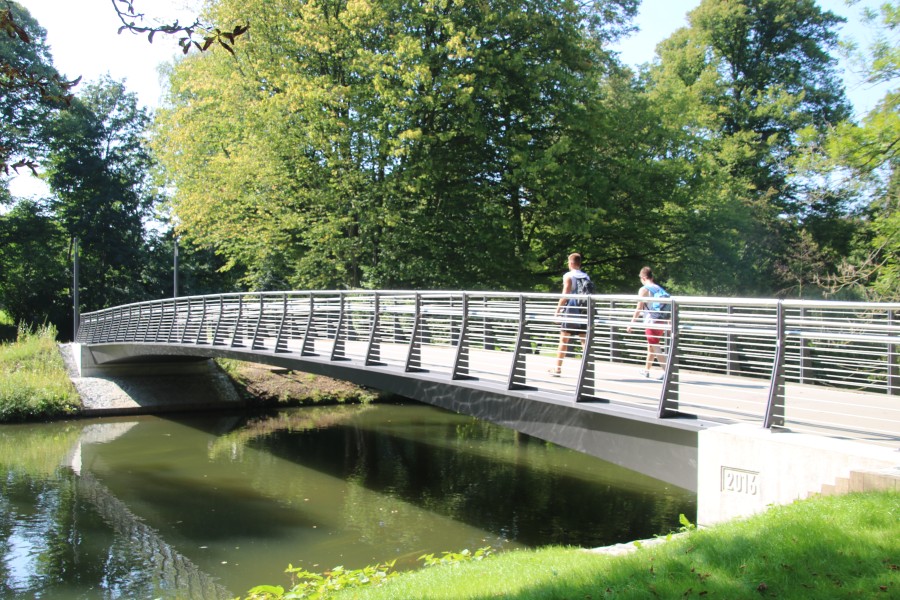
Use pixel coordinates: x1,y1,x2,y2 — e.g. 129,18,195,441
0,402,695,599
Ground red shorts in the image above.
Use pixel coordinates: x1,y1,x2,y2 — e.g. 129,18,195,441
645,327,663,346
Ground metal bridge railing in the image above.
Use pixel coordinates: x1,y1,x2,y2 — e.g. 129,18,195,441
75,291,900,443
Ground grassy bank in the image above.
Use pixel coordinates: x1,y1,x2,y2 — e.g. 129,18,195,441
242,491,899,600
0,324,81,422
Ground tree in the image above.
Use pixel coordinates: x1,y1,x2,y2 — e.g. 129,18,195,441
0,200,69,329
42,77,159,312
154,0,640,292
643,0,851,295
822,0,900,299
0,2,76,178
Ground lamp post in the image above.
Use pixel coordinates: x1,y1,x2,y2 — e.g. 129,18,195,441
72,237,80,339
173,237,179,298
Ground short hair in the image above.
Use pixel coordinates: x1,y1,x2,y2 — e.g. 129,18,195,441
640,266,654,280
568,253,583,267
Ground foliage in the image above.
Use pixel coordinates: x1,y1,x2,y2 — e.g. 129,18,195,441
821,0,900,300
153,0,641,292
643,0,851,295
0,199,70,328
0,1,76,177
42,76,160,314
322,491,899,599
111,0,249,55
419,546,493,568
243,561,397,599
0,323,80,422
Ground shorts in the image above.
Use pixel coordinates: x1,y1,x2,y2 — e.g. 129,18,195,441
645,326,664,346
561,305,587,333
562,321,587,333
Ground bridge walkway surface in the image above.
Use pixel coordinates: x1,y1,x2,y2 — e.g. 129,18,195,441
71,290,900,524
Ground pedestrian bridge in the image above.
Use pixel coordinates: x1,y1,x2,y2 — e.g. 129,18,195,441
73,290,900,522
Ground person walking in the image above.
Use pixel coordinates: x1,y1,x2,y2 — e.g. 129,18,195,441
550,253,592,376
627,266,668,379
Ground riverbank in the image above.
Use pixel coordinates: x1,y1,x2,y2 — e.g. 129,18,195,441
292,491,899,600
57,344,379,417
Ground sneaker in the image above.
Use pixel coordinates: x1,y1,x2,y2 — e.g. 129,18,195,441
638,369,649,378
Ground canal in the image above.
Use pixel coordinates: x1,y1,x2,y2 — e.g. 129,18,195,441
0,401,695,599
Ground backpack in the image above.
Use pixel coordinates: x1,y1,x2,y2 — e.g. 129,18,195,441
646,284,670,320
571,273,594,308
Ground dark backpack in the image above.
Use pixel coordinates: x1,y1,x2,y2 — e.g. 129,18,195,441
647,285,671,320
572,274,594,308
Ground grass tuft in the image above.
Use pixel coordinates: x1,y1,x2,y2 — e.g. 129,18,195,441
0,324,81,422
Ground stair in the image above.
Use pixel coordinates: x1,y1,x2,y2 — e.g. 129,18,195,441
820,468,900,496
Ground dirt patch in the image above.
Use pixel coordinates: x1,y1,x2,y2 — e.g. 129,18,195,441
223,361,381,406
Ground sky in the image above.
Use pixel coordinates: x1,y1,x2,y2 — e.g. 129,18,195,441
10,0,893,195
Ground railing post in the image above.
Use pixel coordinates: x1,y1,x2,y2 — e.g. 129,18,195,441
152,301,164,342
230,295,245,347
180,299,192,344
609,300,620,361
452,294,471,379
167,299,178,342
799,306,812,385
366,293,383,365
575,296,596,402
301,294,317,356
195,297,207,345
331,292,347,360
657,299,681,418
405,293,423,372
212,296,225,345
726,304,735,376
508,295,529,390
275,293,289,353
764,300,786,428
251,294,266,350
889,309,899,395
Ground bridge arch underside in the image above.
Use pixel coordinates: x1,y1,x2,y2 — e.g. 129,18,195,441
82,343,708,493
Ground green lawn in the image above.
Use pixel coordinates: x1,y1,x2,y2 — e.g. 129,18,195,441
241,491,899,600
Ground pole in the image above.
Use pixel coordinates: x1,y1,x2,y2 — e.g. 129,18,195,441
173,237,179,298
73,237,80,339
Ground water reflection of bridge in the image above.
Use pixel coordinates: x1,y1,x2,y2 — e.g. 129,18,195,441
69,424,233,600
73,290,900,523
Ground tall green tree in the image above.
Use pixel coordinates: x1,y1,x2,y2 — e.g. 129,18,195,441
42,77,159,312
822,0,900,299
643,0,850,295
154,0,640,292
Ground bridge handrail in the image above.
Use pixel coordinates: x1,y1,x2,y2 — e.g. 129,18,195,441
75,290,900,441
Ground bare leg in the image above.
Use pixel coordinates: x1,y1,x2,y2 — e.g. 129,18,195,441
553,330,573,372
645,343,661,370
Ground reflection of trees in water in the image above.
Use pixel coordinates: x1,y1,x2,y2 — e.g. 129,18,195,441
206,404,374,460
252,405,696,549
0,467,232,599
0,421,82,477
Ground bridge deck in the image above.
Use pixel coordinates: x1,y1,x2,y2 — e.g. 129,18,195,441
298,337,898,449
